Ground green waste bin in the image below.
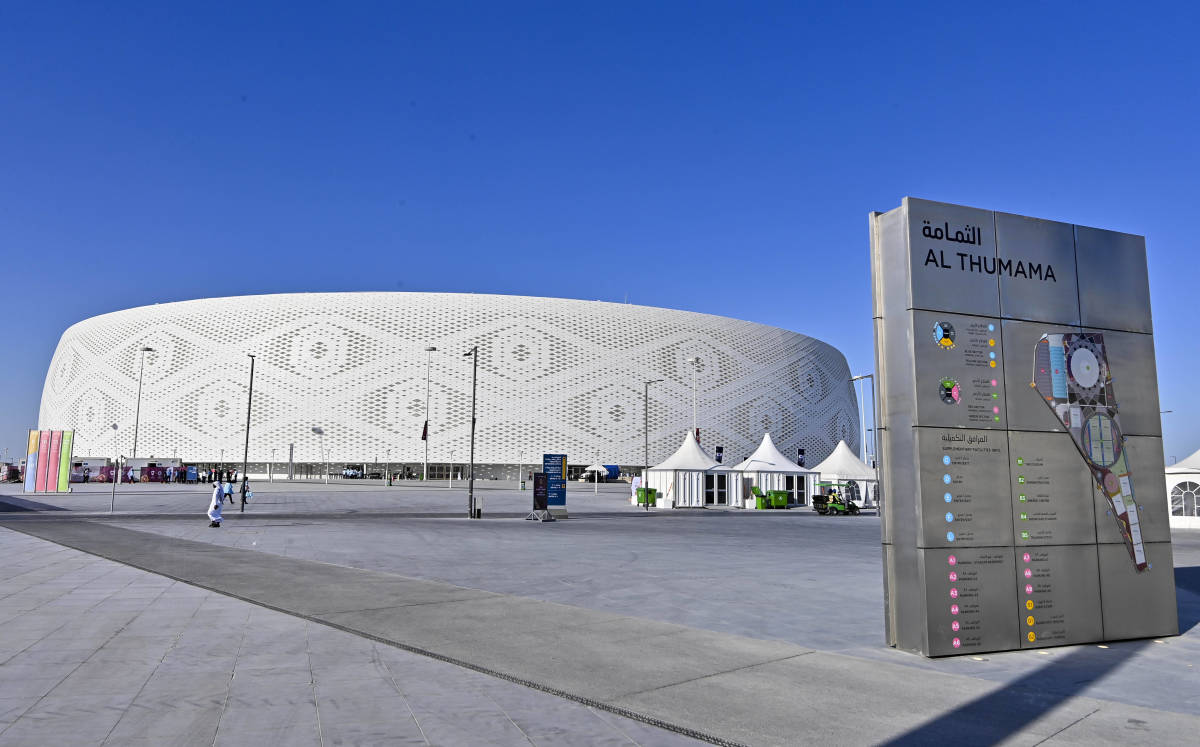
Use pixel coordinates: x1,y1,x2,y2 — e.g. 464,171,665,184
637,487,657,506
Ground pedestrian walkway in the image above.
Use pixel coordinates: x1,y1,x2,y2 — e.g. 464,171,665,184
7,519,1199,746
0,527,702,746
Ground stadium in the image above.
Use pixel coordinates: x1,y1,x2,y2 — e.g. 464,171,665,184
37,293,860,479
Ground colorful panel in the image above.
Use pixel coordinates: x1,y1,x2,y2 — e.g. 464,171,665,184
35,431,51,492
57,431,74,492
24,430,39,492
47,431,62,495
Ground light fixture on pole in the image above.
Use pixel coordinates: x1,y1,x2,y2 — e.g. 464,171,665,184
241,354,255,494
684,357,701,441
423,346,437,481
385,448,391,486
131,346,155,458
312,427,327,484
644,378,664,512
850,374,879,468
270,448,276,482
463,346,479,518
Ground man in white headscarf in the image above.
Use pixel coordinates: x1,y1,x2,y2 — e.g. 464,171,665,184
208,481,223,527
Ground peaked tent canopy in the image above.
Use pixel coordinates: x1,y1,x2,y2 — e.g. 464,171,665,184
1166,447,1200,473
812,441,876,480
650,430,719,471
733,432,808,472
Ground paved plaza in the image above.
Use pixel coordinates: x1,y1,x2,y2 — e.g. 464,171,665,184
1,481,1198,745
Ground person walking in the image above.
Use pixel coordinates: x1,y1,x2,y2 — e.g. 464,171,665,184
239,479,250,512
223,476,234,504
83,467,90,484
208,481,223,527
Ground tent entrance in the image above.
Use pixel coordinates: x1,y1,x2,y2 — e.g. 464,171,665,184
704,473,728,505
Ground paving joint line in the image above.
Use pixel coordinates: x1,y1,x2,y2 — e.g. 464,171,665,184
0,522,746,747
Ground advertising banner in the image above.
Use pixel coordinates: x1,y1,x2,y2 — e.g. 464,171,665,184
24,430,75,493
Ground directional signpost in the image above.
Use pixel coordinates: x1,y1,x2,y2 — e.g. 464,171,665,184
543,453,567,518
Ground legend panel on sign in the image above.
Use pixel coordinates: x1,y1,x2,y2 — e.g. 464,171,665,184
916,427,1013,548
1015,545,1102,648
923,547,1018,656
1008,431,1096,546
913,310,1007,429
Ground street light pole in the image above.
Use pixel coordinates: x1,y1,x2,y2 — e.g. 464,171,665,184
851,374,878,467
644,378,664,512
241,354,255,491
385,448,391,486
463,346,478,518
109,423,119,513
423,346,437,481
131,346,155,458
312,427,326,484
684,357,701,439
270,448,276,482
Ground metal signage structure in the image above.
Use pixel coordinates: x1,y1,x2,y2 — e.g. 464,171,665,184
543,453,567,517
871,198,1177,656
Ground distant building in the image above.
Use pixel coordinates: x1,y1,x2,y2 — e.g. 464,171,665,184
39,293,859,478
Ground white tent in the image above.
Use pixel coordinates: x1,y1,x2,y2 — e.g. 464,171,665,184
732,433,819,507
643,431,719,508
1165,447,1200,528
811,441,878,507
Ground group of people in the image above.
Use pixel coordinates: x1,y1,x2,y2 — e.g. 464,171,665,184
207,474,251,527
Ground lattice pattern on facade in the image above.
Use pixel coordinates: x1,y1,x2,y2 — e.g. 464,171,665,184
39,293,859,465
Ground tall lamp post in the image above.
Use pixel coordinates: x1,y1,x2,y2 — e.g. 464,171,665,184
850,374,878,466
463,346,479,518
684,357,701,440
109,423,120,513
423,346,437,480
385,448,391,486
270,448,276,482
644,378,664,511
241,354,256,492
312,427,327,484
131,346,155,458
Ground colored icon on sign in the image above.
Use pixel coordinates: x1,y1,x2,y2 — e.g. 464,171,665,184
1019,494,1026,502
1024,568,1032,579
946,531,955,542
988,339,995,347
943,455,951,466
951,620,960,632
950,604,960,615
1017,457,1024,466
943,474,952,484
1027,632,1036,643
1025,584,1033,594
933,322,956,348
950,588,959,599
945,512,954,523
1018,475,1025,484
1020,512,1028,521
1026,616,1035,626
952,638,962,649
1026,600,1034,610
949,571,958,581
991,379,997,386
989,361,996,368
947,555,957,566
1021,531,1030,540
989,352,996,359
944,492,952,503
988,324,995,332
1023,552,1031,563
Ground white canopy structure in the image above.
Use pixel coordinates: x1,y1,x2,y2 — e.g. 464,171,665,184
1165,448,1200,528
811,441,878,507
643,431,739,508
733,433,819,506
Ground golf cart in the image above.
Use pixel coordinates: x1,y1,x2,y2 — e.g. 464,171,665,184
812,481,861,516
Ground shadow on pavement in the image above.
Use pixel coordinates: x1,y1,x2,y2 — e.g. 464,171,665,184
1175,565,1200,634
883,641,1148,745
0,497,68,512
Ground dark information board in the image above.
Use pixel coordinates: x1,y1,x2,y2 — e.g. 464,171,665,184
871,198,1177,657
543,454,566,508
533,473,548,510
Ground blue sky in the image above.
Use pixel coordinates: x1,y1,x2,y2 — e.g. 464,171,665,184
2,1,1197,463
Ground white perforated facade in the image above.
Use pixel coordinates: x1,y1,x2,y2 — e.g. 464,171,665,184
38,293,859,473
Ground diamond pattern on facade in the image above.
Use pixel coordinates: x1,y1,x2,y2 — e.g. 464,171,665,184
38,293,859,466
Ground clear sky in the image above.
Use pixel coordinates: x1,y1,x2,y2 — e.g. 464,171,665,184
2,2,1197,463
